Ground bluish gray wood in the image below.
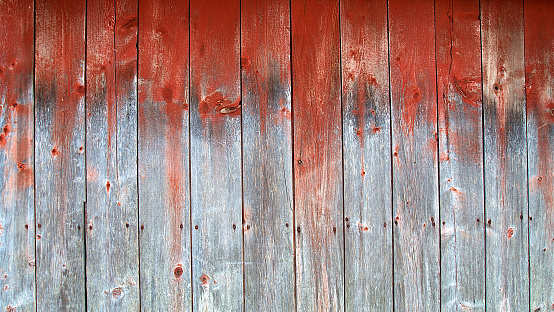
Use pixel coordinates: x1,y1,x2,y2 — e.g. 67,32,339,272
481,0,529,310
525,1,554,310
241,0,294,311
35,0,86,310
388,0,440,310
341,0,392,311
435,0,485,310
138,0,191,310
86,0,139,310
190,0,243,311
0,1,35,311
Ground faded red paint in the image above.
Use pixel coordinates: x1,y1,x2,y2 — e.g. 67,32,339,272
198,91,241,119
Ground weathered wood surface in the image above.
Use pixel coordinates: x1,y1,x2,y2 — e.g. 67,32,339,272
341,0,392,311
481,0,529,310
388,0,440,310
190,0,243,311
525,1,554,310
291,0,343,311
0,0,35,311
35,0,87,310
138,0,191,310
435,0,485,311
86,0,139,310
241,0,294,311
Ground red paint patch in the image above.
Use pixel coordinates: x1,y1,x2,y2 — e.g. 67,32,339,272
106,181,111,192
199,91,241,119
507,228,514,238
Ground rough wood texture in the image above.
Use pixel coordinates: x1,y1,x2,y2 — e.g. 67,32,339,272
341,0,392,311
481,0,529,310
241,0,294,311
86,0,139,310
35,0,86,310
190,0,242,311
525,1,554,310
435,0,485,311
0,0,35,311
291,0,343,311
388,0,440,310
138,0,191,310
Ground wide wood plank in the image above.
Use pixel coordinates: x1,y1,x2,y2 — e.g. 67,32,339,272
35,0,86,310
435,0,485,310
0,1,35,311
525,1,554,310
291,0,343,311
86,0,139,310
190,0,242,310
388,0,440,310
241,0,294,311
340,0,392,311
481,0,529,310
138,0,191,310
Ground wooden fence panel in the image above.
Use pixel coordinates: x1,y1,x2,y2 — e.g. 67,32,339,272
86,0,139,310
241,0,295,311
35,0,86,310
341,0,392,311
0,1,35,311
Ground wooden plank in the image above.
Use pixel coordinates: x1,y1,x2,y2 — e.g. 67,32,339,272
190,0,242,310
481,0,529,310
435,0,485,311
290,0,343,311
388,0,439,310
0,0,35,311
138,0,191,310
35,0,86,310
340,0,392,311
241,0,294,311
86,0,139,310
525,1,554,310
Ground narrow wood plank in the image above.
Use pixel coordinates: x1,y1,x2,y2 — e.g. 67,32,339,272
241,0,294,311
388,0,440,310
525,1,554,310
138,0,191,310
190,0,242,310
35,0,86,310
0,0,35,311
291,0,343,311
481,0,529,310
340,0,392,311
86,0,139,310
435,0,485,310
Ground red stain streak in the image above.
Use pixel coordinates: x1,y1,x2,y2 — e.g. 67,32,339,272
106,181,111,192
449,186,462,195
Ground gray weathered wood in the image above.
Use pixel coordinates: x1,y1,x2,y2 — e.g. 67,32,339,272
86,0,139,310
190,0,243,311
388,0,440,310
525,1,554,310
241,0,294,311
341,0,392,311
291,0,344,311
481,0,529,310
435,0,485,310
0,1,35,311
35,0,86,310
138,0,192,310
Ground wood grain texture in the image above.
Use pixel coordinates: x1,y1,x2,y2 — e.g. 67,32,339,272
138,0,191,310
340,0,392,311
35,0,86,310
190,0,242,311
481,0,529,310
388,0,440,310
241,0,294,311
86,0,139,310
0,0,35,311
435,0,485,311
291,0,343,311
525,1,554,310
